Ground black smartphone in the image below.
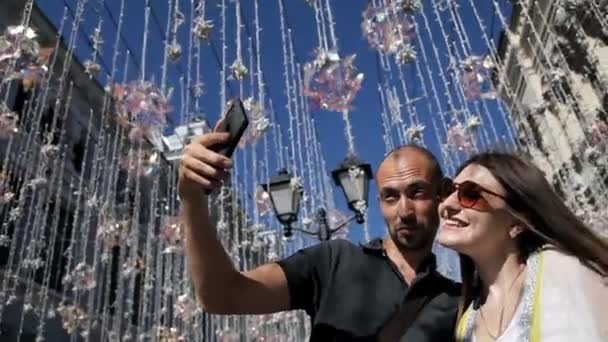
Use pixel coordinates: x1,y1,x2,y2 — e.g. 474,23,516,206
209,98,249,158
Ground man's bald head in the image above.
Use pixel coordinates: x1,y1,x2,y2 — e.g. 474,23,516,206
377,145,443,184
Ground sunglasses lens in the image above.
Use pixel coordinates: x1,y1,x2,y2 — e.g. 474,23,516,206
458,182,483,208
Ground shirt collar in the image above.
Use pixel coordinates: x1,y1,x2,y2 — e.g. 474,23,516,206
360,237,384,252
360,237,438,274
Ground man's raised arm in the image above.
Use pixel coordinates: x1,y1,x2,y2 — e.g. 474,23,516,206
178,132,290,314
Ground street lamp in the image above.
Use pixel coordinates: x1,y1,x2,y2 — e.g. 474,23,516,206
264,154,373,240
261,169,302,238
331,155,373,224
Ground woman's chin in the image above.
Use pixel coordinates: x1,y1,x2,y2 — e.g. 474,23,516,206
437,230,469,252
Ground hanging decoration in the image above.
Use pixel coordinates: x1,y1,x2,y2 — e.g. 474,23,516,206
398,0,423,13
361,1,418,63
364,4,417,52
446,123,475,153
119,147,160,177
160,215,183,254
239,97,271,148
461,55,497,101
303,50,364,112
83,59,101,77
57,305,89,336
62,262,97,291
175,294,201,322
0,25,45,80
254,186,271,216
0,104,18,139
112,80,172,142
193,18,213,41
167,0,185,63
96,216,131,250
405,122,425,141
0,170,14,204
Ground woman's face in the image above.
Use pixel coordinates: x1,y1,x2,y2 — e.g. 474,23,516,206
437,164,520,258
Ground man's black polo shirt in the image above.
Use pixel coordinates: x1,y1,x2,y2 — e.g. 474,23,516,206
276,238,460,341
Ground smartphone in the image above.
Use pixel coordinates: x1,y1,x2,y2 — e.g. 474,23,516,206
209,98,249,158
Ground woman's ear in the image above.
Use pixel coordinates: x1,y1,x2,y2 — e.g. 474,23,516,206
509,223,525,239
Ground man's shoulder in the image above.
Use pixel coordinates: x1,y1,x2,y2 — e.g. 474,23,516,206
307,238,363,253
431,270,461,298
294,238,379,266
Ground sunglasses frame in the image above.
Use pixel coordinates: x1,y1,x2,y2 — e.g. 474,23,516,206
439,178,508,210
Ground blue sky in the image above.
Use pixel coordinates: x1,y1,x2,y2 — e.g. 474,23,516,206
37,0,513,244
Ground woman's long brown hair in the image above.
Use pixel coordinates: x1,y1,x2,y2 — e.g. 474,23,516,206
455,152,608,321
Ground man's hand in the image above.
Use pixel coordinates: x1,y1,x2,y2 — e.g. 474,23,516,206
178,131,233,200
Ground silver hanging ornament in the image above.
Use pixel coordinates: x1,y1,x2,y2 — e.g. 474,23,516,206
229,59,248,81
396,44,417,65
167,43,182,63
41,143,60,159
83,59,101,77
405,123,425,141
90,27,103,52
466,115,481,130
399,0,423,13
193,18,213,41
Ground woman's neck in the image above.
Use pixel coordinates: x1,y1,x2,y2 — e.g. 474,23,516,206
475,250,526,298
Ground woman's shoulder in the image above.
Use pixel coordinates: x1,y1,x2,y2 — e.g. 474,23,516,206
536,245,589,267
534,247,608,339
535,245,607,295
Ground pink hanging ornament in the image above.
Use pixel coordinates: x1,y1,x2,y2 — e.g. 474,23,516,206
97,217,130,249
160,215,183,254
62,262,96,291
303,50,364,113
589,121,608,147
447,123,475,152
57,304,89,336
113,81,171,143
461,55,497,101
175,294,200,321
154,326,185,342
0,25,49,83
362,2,417,55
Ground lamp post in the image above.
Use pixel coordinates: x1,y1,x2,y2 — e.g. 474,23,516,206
264,155,372,240
331,155,373,224
261,169,302,238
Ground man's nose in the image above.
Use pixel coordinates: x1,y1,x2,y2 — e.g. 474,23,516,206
396,196,415,219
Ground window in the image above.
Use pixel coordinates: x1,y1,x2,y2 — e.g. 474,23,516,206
71,132,86,173
7,81,29,115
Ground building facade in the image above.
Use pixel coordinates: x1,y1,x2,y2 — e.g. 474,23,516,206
496,0,608,232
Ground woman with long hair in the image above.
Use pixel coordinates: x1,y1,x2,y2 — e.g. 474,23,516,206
437,152,608,341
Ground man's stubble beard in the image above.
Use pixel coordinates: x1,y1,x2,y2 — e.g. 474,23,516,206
389,223,437,251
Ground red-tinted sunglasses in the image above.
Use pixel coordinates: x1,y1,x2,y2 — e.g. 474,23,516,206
438,179,507,210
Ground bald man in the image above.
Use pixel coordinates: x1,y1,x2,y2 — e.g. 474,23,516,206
179,134,459,341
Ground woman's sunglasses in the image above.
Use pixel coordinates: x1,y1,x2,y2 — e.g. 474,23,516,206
438,179,507,211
